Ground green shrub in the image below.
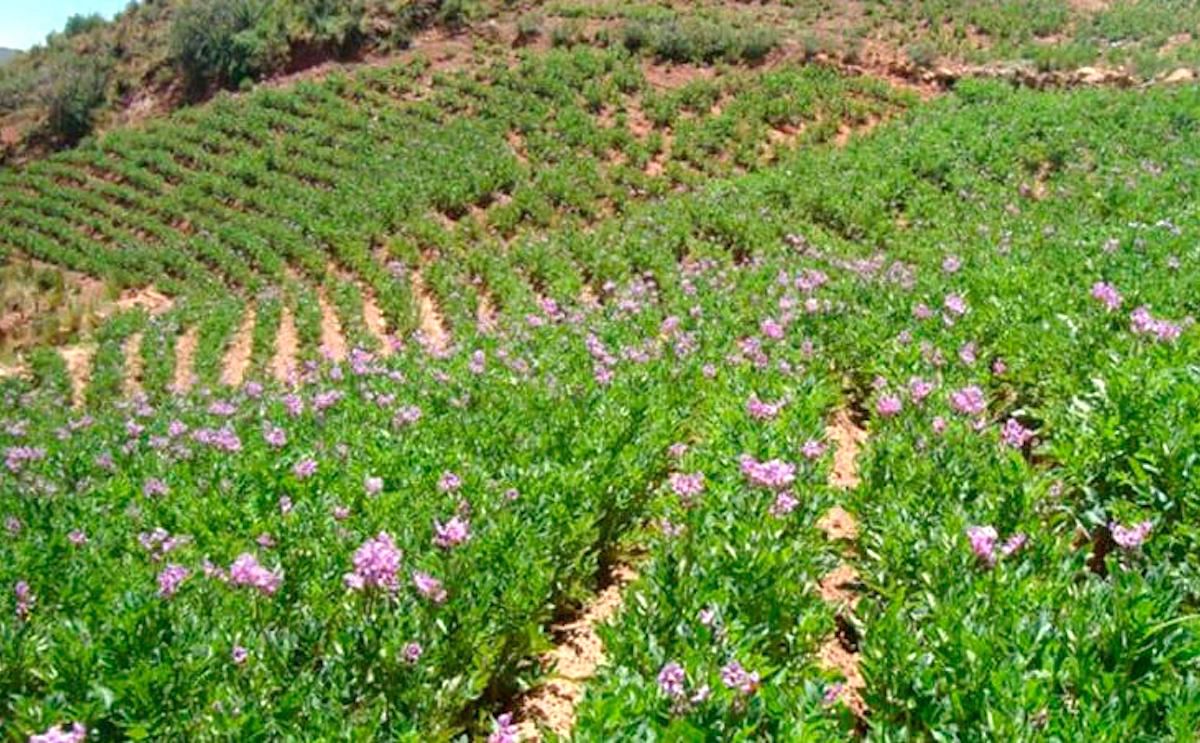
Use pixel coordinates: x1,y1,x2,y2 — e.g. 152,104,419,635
42,56,110,144
170,0,281,98
62,13,108,38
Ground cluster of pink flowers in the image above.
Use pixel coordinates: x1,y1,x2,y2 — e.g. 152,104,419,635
157,564,190,598
876,395,902,417
393,405,422,427
28,722,87,743
486,713,519,743
909,377,935,405
966,525,1027,567
669,472,705,506
739,455,796,491
950,386,987,416
1111,520,1152,550
1129,306,1183,343
344,532,403,591
413,571,447,603
138,528,189,560
657,661,710,713
293,458,318,479
800,439,827,460
4,445,45,473
720,660,760,695
769,491,799,518
229,553,283,595
1001,418,1035,448
191,426,242,453
746,395,785,421
433,516,471,549
1091,281,1123,311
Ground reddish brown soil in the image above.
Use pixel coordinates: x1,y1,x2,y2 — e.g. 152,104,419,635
514,564,639,740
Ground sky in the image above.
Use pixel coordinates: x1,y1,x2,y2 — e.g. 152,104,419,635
0,0,133,50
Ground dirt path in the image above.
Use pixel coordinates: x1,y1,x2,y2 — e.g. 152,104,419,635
220,304,256,387
272,305,299,383
173,326,198,393
317,288,348,362
122,332,144,398
60,344,94,409
818,408,868,717
411,268,449,354
360,284,393,354
476,284,498,335
514,563,639,740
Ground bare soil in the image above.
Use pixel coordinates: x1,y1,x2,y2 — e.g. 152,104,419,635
514,563,639,740
173,326,198,393
220,304,256,387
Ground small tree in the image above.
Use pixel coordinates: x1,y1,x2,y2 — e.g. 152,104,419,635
170,0,277,98
43,55,110,144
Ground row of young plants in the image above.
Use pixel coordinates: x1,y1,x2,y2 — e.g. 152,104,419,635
2,48,905,361
559,79,1200,738
3,43,1198,743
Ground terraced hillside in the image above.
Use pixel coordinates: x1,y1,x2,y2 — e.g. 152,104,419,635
2,2,1199,741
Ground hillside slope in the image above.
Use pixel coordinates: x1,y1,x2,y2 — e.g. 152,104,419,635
1,0,1198,162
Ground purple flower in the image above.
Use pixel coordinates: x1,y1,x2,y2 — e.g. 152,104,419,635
279,496,293,515
344,532,402,591
264,426,287,448
950,386,987,416
908,377,934,405
760,318,785,340
229,553,283,595
740,455,796,490
402,642,423,664
1001,418,1034,448
658,661,686,698
876,395,902,417
232,645,248,665
332,505,350,521
143,478,169,498
1000,533,1028,557
28,722,87,743
14,580,33,621
438,471,461,492
942,255,962,273
943,293,968,317
293,458,317,479
668,472,705,505
769,491,799,518
966,525,999,566
801,439,827,460
364,475,383,497
958,342,977,366
747,394,785,421
5,516,20,536
157,564,190,598
720,661,760,695
823,682,845,706
394,405,422,427
68,530,88,546
487,713,519,743
1111,520,1152,550
1091,281,1123,311
283,394,304,417
413,571,447,603
432,516,471,549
